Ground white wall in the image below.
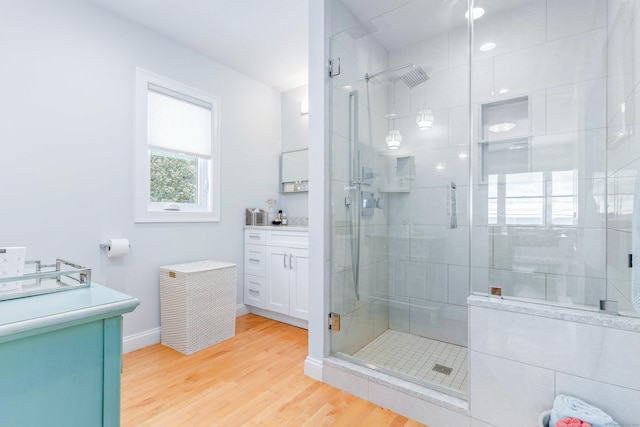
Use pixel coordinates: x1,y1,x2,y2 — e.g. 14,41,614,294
0,0,281,345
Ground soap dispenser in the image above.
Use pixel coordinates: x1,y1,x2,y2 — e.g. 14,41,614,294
281,211,288,226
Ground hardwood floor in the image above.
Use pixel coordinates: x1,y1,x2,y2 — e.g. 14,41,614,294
121,314,425,426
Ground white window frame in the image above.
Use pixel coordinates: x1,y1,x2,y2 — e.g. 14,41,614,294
134,68,221,223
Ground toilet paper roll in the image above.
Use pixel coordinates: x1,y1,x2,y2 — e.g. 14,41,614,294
106,239,130,258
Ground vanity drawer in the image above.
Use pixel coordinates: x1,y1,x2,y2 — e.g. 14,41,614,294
244,244,266,276
244,229,266,245
266,230,309,249
244,274,265,309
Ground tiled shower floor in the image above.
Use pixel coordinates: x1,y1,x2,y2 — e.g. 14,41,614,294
352,329,468,396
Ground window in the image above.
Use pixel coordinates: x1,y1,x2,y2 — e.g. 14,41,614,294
135,69,220,222
487,170,576,226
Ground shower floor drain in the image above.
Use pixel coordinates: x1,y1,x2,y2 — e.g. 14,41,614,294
432,364,453,375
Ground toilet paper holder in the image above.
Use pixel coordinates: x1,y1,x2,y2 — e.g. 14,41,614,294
99,239,130,258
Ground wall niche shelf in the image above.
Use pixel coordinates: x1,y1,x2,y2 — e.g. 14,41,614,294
479,96,532,183
379,155,415,193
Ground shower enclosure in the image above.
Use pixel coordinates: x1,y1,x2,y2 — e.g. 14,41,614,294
328,0,636,400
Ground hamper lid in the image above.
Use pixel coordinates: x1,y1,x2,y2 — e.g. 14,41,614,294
160,260,236,273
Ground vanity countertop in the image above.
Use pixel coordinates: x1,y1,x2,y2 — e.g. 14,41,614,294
244,225,309,231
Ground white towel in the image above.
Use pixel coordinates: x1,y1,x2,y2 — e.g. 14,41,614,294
549,394,619,427
633,170,640,313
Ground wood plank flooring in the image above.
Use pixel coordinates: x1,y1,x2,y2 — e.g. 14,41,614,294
121,314,425,426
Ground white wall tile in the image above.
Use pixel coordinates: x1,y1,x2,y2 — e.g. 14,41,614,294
547,0,606,41
330,303,376,355
556,372,640,427
471,267,490,295
546,79,606,134
449,265,470,306
489,269,546,300
608,124,640,174
323,363,369,400
494,29,607,95
491,227,606,279
471,58,494,104
471,419,498,427
389,298,410,333
473,0,546,60
545,274,606,306
577,178,607,229
469,351,555,427
607,228,632,282
449,26,468,69
369,381,471,427
531,89,547,136
448,105,469,147
607,279,636,315
469,306,640,391
427,65,468,111
531,129,607,180
471,226,491,268
390,32,450,75
445,226,470,266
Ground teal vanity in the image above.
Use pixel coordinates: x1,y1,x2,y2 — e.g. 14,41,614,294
0,283,139,426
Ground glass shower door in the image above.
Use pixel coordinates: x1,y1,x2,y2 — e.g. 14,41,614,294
328,0,471,398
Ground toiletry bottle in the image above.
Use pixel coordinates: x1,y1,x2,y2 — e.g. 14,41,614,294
282,211,287,226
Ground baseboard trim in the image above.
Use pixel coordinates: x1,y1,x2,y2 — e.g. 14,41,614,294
304,356,324,381
248,307,308,329
236,303,250,317
123,327,161,354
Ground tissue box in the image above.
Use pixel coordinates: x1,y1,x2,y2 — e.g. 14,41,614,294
245,208,267,226
0,247,27,292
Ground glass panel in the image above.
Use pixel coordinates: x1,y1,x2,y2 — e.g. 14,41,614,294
471,0,607,309
329,0,470,399
505,172,543,225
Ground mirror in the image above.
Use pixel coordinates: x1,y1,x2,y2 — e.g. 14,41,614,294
281,149,308,193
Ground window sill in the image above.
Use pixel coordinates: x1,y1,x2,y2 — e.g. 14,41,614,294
134,211,220,223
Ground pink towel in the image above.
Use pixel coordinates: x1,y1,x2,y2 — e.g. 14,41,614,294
556,418,592,427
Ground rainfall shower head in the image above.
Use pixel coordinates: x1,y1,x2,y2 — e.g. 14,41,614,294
400,67,429,88
365,64,429,88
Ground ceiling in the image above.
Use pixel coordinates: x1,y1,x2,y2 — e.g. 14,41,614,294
84,0,534,93
340,0,537,51
85,0,309,93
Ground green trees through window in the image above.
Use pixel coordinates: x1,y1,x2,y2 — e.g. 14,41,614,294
149,152,198,203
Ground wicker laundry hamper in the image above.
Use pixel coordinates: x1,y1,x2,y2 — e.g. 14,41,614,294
160,260,237,355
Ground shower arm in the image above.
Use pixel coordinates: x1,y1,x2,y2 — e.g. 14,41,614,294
365,63,415,82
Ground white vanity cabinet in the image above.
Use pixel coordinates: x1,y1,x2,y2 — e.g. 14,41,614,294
243,228,309,326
